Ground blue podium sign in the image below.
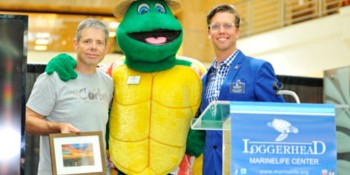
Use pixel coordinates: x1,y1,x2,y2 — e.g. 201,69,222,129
229,102,337,175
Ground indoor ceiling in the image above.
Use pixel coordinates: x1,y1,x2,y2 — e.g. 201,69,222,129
0,0,116,16
0,0,120,53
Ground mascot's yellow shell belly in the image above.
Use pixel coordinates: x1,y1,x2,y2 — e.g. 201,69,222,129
109,64,202,175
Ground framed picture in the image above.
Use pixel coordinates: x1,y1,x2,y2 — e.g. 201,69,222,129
49,131,106,175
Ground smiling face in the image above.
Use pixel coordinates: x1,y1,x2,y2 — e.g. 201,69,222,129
74,28,109,72
208,11,240,57
116,0,183,72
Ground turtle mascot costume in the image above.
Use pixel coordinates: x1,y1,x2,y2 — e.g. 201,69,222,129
45,0,206,174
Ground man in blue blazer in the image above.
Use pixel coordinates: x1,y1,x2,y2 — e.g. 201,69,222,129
201,4,285,175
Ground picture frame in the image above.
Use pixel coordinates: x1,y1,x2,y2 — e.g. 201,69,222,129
49,131,106,175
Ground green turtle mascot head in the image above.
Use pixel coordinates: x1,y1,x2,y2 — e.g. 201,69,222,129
114,0,182,72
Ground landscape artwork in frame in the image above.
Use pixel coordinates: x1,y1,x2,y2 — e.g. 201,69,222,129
49,131,106,175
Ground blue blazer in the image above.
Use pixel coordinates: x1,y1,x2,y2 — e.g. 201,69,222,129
200,50,284,175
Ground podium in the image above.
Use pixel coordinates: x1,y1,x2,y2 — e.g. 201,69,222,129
192,101,337,175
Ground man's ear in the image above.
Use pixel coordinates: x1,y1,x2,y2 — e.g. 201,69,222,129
236,28,240,39
73,39,78,51
208,29,211,39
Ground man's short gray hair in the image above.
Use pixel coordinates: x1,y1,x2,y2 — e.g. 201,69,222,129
76,18,109,44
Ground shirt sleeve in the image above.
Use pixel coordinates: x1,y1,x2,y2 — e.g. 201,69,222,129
26,72,58,116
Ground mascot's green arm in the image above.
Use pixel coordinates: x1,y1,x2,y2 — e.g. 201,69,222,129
45,53,78,82
185,129,206,157
176,60,207,157
185,110,206,157
106,110,111,149
45,55,190,82
175,58,206,157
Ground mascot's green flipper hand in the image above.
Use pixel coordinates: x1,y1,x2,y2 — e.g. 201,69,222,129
185,129,206,157
45,53,78,82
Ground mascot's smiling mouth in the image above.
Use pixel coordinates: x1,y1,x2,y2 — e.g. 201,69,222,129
127,29,181,45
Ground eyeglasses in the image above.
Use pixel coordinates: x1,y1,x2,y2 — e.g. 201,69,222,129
208,23,235,31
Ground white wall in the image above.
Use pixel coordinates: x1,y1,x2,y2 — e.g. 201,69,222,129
238,6,350,78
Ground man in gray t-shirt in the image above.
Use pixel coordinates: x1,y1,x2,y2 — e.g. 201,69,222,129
26,18,113,175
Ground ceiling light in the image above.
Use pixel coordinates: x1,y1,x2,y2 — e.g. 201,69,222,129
36,32,50,38
109,31,116,37
34,45,47,51
35,39,49,45
109,22,119,29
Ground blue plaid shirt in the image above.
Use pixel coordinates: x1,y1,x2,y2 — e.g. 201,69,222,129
205,50,239,103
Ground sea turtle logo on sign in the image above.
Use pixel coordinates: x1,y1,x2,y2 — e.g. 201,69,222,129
267,119,299,141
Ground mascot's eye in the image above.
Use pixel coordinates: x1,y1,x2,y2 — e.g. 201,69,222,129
138,3,150,15
155,3,166,14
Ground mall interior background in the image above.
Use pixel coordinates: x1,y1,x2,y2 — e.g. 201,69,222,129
0,0,349,174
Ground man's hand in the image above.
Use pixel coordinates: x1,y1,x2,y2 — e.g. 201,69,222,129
59,123,80,134
45,53,78,82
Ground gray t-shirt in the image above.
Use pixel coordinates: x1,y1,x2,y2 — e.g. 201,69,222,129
26,70,113,175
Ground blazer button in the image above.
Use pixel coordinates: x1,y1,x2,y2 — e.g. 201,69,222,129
213,145,217,149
